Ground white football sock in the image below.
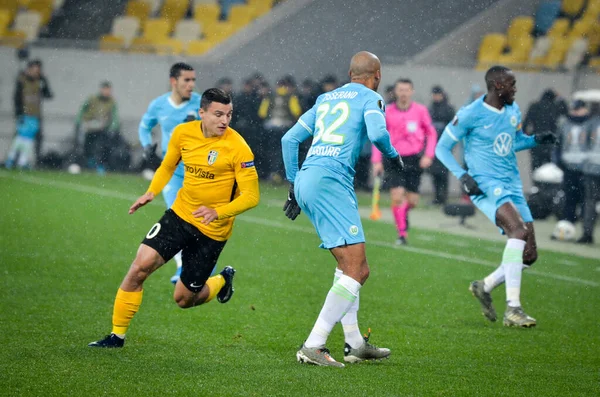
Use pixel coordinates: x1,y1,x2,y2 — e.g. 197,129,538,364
333,268,363,349
173,251,182,269
483,264,505,293
503,238,526,308
305,274,361,349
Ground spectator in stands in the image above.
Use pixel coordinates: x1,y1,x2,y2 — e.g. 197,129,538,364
258,76,302,182
384,85,395,104
555,100,591,232
464,83,484,105
428,85,455,205
74,81,120,175
232,78,262,171
299,78,319,112
319,74,339,94
523,89,568,170
578,104,600,244
13,59,53,165
216,77,234,96
371,78,437,245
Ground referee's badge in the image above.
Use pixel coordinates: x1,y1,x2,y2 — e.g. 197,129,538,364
208,150,218,165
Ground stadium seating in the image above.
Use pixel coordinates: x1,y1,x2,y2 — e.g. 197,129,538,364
534,1,561,35
498,35,533,66
0,0,19,24
160,0,189,30
560,0,585,18
202,20,237,43
194,3,220,25
536,37,569,69
476,33,506,69
193,0,218,5
140,0,163,15
129,18,170,52
1,10,41,47
528,36,552,62
99,35,125,52
583,0,600,20
547,18,570,38
174,19,202,43
228,4,258,27
185,38,214,55
26,0,53,26
89,0,281,55
100,16,140,50
506,16,534,47
563,38,588,70
154,37,184,55
0,10,12,37
125,1,151,24
248,0,275,17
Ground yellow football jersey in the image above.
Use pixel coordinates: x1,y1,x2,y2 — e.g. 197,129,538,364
147,120,259,241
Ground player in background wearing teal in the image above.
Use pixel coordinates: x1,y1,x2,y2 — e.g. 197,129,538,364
138,63,201,284
281,51,404,367
435,66,556,328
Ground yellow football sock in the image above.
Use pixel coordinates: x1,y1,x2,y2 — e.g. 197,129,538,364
111,288,143,336
204,275,225,303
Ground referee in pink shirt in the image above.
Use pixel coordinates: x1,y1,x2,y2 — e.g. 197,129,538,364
372,79,437,245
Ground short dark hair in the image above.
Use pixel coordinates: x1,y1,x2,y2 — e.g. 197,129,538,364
395,78,413,87
201,88,232,110
27,59,42,68
485,65,511,90
170,62,194,79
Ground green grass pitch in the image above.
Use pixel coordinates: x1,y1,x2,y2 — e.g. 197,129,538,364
0,171,598,396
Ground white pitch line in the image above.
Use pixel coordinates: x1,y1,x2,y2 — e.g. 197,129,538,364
2,171,598,288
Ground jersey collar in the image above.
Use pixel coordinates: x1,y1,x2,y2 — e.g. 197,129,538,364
168,95,189,109
482,97,505,114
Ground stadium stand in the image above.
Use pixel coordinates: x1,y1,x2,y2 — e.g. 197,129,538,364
96,0,280,54
100,16,140,50
477,0,600,72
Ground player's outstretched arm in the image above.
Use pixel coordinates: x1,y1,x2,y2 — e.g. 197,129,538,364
129,192,155,214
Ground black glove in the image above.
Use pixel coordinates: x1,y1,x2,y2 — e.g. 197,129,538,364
459,174,484,196
283,184,301,221
534,132,557,145
143,143,157,161
388,155,405,174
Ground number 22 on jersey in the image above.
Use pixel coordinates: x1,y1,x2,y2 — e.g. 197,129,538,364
312,101,350,145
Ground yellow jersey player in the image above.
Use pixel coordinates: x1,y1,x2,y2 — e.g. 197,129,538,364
89,88,260,348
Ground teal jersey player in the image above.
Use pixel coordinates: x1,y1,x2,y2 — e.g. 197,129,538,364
281,52,403,367
435,66,557,329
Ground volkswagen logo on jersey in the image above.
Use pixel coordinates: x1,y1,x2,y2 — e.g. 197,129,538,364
493,133,512,157
207,150,218,165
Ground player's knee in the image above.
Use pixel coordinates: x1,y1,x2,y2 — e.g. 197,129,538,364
127,261,152,284
506,223,528,241
174,294,194,308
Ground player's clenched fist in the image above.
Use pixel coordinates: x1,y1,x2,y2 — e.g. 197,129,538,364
283,184,301,221
459,174,484,196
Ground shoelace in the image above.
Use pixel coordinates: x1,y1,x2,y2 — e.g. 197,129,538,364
363,328,382,348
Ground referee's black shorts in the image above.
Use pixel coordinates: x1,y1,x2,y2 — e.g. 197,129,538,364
383,154,423,193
